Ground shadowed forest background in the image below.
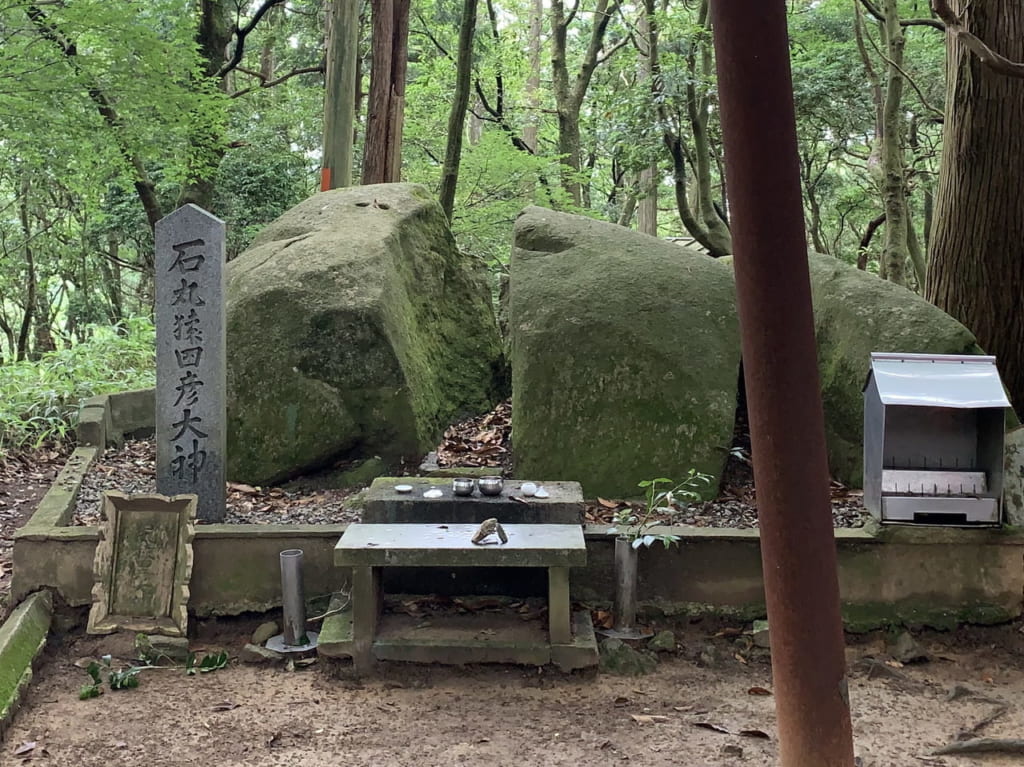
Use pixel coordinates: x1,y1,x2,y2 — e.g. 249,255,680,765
0,0,1021,454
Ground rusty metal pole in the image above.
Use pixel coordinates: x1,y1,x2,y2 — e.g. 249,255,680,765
708,2,855,766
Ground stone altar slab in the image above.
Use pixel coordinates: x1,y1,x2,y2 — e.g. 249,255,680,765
363,477,583,524
88,492,195,636
335,523,586,568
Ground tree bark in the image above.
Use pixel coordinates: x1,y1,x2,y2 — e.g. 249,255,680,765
550,0,620,207
927,0,1024,411
322,0,360,189
16,178,34,362
636,11,657,236
438,0,478,221
523,0,543,154
362,0,410,184
877,0,911,287
687,1,731,252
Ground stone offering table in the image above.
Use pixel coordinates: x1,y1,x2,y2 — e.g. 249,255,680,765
363,478,584,524
319,523,598,671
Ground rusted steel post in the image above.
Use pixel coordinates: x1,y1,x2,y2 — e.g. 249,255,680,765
708,2,855,766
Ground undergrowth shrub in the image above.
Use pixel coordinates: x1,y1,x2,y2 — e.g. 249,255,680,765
0,317,155,456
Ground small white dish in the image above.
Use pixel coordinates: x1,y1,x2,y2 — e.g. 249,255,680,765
534,487,550,499
423,488,444,499
395,484,414,494
520,482,538,497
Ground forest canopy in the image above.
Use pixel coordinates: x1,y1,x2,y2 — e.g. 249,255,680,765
0,0,1021,412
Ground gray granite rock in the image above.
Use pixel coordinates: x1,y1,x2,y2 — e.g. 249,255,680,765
251,621,280,646
1005,427,1024,526
225,184,505,485
598,638,657,675
647,630,677,653
239,643,284,664
136,634,190,663
888,631,929,664
752,619,770,649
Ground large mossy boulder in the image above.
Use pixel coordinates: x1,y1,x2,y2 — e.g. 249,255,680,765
510,207,740,498
226,184,505,484
805,253,978,486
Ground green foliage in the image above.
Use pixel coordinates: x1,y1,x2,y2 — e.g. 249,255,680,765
78,654,142,699
185,650,229,675
608,471,711,549
78,660,104,700
0,317,154,455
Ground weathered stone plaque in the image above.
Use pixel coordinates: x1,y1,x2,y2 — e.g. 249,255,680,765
155,204,226,522
88,492,195,636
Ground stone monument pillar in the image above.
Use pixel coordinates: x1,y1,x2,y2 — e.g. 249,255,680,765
154,205,226,522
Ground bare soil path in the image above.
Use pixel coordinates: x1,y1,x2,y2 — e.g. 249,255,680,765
4,621,1024,766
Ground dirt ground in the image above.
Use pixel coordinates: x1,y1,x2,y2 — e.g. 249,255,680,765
0,451,63,615
4,619,1024,767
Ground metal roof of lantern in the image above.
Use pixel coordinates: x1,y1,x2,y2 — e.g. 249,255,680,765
864,352,1011,409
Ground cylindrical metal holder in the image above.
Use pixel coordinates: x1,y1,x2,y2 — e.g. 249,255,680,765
265,549,318,653
280,549,308,645
600,537,652,640
613,537,638,631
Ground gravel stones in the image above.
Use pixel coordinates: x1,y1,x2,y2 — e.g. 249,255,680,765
73,438,361,526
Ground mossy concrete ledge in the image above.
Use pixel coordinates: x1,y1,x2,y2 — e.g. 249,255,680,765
15,519,1024,630
76,388,155,448
0,591,53,739
14,523,348,617
577,524,1024,631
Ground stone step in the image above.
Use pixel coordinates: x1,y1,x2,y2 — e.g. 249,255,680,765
318,605,598,671
363,477,583,524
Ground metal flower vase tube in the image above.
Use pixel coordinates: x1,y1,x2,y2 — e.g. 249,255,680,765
605,473,711,639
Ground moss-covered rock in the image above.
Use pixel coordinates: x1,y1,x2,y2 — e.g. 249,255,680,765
719,253,979,486
509,207,740,498
1005,427,1024,527
805,253,979,486
226,184,505,484
599,638,658,675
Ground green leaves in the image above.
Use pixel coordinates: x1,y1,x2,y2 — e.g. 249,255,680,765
78,654,142,699
77,649,230,701
0,318,155,457
613,471,712,548
185,650,229,676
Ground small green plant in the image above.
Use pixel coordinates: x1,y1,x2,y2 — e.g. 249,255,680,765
608,470,711,549
78,661,104,700
185,650,229,675
78,655,143,699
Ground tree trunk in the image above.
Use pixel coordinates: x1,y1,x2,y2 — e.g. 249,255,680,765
16,178,34,362
323,0,360,189
438,0,478,221
550,0,620,207
362,0,410,184
636,10,657,236
176,0,234,210
877,0,911,287
927,0,1024,411
523,0,543,153
687,1,731,252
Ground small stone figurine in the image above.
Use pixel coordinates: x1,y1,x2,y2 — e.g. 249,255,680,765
471,518,508,545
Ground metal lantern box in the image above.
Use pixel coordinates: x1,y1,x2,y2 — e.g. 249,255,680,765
863,353,1011,525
